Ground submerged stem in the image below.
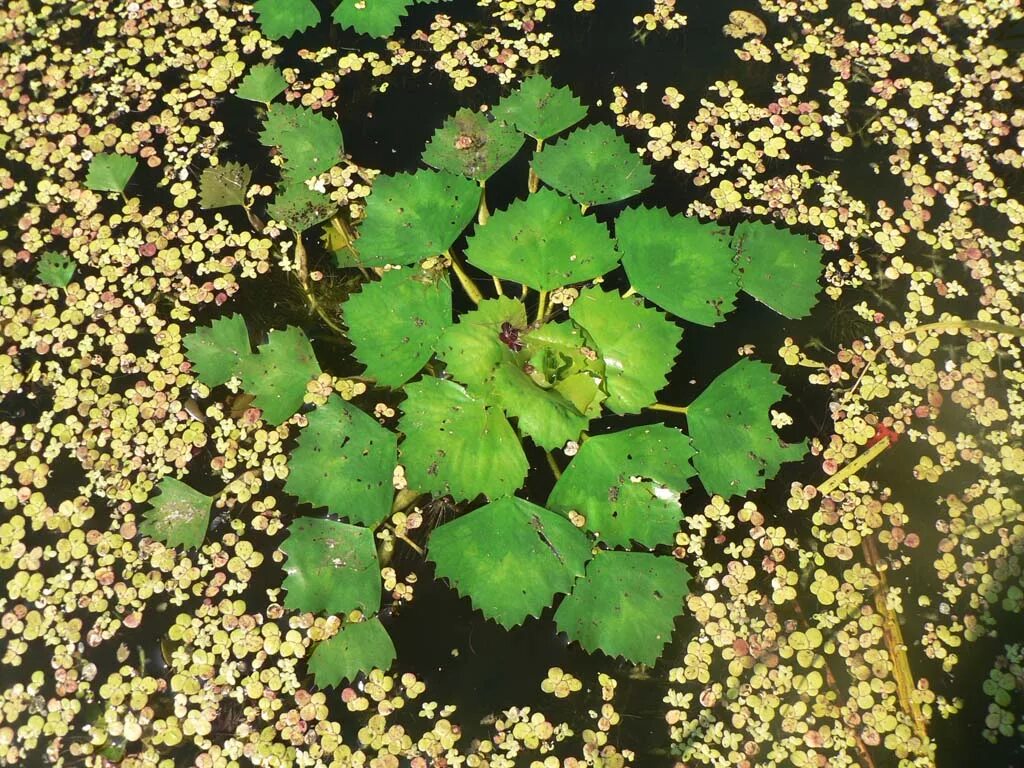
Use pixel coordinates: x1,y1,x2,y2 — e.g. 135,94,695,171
446,249,483,305
895,319,1024,339
293,230,346,336
818,438,892,495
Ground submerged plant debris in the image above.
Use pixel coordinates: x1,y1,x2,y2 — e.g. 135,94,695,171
0,0,1022,767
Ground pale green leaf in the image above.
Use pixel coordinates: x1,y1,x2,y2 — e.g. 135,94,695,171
36,251,75,289
422,107,524,181
332,0,411,37
85,153,137,193
308,618,396,687
259,103,344,182
235,326,322,424
139,477,214,550
182,314,251,388
267,182,337,232
235,64,288,104
199,162,252,210
252,0,320,39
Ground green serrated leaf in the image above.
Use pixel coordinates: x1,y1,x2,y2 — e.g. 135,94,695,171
139,477,214,550
569,287,681,414
493,75,588,141
235,326,321,424
36,251,75,288
199,162,252,210
617,207,739,326
429,497,592,629
555,551,691,664
547,425,695,548
533,124,653,207
267,182,337,232
343,269,452,388
353,170,479,267
85,153,138,193
332,0,412,37
285,395,398,528
308,618,396,687
259,103,344,182
280,517,381,614
464,189,619,291
422,107,524,182
253,0,320,39
731,220,824,319
182,314,251,388
236,63,288,104
688,358,806,497
398,377,527,502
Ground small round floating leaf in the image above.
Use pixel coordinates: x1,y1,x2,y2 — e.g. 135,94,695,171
731,220,824,319
259,103,344,182
422,107,524,181
332,0,412,37
139,477,214,550
688,358,806,497
343,269,452,388
464,189,619,291
569,287,681,414
547,425,695,548
36,251,75,289
85,152,138,193
533,123,653,207
308,618,396,688
398,377,527,502
285,395,398,528
252,0,320,39
199,162,252,210
493,75,588,141
267,182,337,232
617,206,739,326
429,497,592,629
182,313,251,388
235,326,322,424
235,63,288,104
554,551,691,664
353,170,480,266
280,517,381,615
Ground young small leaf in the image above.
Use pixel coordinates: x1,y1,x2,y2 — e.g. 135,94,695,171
285,395,398,528
280,517,381,614
332,0,412,37
555,551,691,664
199,162,252,210
182,314,251,388
429,497,592,629
235,325,322,424
493,75,588,141
267,182,337,232
259,103,344,182
36,251,75,288
464,189,619,291
688,358,806,497
235,63,288,104
85,153,138,194
547,425,695,548
308,618,396,687
398,377,528,502
422,107,524,182
533,124,653,207
139,477,214,550
616,206,739,326
343,269,453,388
731,220,824,319
252,0,320,39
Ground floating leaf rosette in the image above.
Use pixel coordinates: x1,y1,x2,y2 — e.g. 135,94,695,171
139,477,214,550
308,618,396,687
731,220,824,319
493,75,588,141
422,107,524,181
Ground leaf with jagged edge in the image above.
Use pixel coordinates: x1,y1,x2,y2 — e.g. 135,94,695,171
235,326,321,424
731,220,824,319
37,251,75,289
332,0,412,37
464,189,619,291
492,75,588,141
252,0,320,39
547,425,695,548
182,314,251,388
267,182,337,232
398,377,527,502
429,497,592,629
285,395,397,528
199,162,252,210
85,153,138,193
532,123,653,207
235,64,288,104
569,287,681,414
139,477,214,550
259,103,343,182
352,170,479,267
280,517,381,614
422,107,524,182
555,550,691,664
308,618,396,687
616,206,739,327
343,269,452,388
688,358,806,498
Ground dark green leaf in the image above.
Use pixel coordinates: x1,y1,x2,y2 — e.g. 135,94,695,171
139,477,214,550
36,251,75,288
235,326,321,424
493,75,587,141
252,0,320,39
308,618,396,687
85,153,137,193
731,220,824,319
235,64,288,104
259,103,344,182
332,0,411,37
182,314,251,388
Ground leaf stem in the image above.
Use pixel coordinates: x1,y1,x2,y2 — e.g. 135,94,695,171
535,290,548,325
293,230,346,336
478,180,490,226
580,203,590,215
528,138,543,193
492,276,504,296
817,438,892,495
519,283,528,300
647,402,688,415
622,286,637,299
446,250,483,305
544,450,562,480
